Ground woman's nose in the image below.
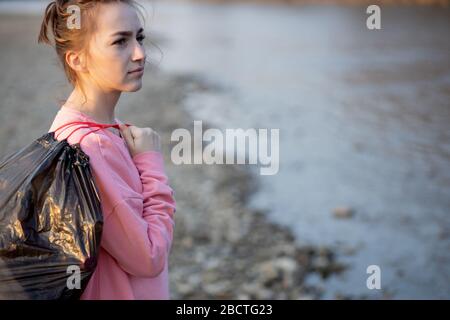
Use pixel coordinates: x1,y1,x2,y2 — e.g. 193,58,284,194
132,40,145,62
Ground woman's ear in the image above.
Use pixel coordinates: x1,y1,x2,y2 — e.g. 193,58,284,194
65,50,88,73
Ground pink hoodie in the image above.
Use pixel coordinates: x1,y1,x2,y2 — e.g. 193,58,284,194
48,105,176,300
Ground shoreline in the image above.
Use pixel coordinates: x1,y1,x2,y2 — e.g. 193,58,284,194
119,70,349,299
0,14,348,300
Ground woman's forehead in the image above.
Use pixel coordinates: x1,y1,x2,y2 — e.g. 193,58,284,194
95,2,142,36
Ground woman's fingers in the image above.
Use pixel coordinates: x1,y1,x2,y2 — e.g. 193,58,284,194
119,124,134,147
119,125,161,156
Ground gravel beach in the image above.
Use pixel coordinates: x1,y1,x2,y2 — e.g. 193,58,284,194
0,14,346,299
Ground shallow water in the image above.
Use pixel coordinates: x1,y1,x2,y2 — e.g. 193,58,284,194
149,2,450,299
1,0,448,299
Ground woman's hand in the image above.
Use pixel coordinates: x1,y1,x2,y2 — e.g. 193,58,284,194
119,124,161,157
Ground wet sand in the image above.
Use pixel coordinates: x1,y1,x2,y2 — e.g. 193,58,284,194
0,14,346,299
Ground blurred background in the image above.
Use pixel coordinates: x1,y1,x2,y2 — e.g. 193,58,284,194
0,0,449,299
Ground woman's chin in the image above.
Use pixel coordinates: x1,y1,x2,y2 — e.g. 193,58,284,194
123,80,143,92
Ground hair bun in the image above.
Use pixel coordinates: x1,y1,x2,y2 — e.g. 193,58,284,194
38,1,58,45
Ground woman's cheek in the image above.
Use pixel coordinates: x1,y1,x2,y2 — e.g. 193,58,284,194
108,57,127,86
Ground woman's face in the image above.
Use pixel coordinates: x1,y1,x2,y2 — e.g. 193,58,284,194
82,2,146,92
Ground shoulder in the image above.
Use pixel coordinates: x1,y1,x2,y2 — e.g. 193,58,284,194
48,108,125,151
48,111,130,171
77,129,121,168
53,124,108,152
73,129,141,213
76,127,134,186
50,123,118,171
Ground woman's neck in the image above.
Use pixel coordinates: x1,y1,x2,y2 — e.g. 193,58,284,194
64,86,121,125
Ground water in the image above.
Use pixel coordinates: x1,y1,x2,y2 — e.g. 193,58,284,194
1,0,448,299
148,2,450,299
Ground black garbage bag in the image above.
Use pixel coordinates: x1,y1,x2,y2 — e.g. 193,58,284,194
0,122,108,299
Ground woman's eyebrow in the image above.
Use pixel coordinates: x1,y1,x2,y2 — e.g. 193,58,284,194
110,28,144,37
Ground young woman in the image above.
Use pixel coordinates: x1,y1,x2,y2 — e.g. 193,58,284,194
40,0,176,299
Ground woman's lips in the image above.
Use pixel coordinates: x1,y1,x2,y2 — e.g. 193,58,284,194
128,67,144,75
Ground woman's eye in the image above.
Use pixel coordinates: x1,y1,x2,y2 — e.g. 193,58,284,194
114,38,127,46
137,35,146,44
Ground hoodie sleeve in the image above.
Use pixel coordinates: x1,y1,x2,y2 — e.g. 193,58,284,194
100,151,177,278
77,132,176,278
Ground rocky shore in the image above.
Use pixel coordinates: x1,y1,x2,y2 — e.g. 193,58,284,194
118,71,348,299
0,14,347,300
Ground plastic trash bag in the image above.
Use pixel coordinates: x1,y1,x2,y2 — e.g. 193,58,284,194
0,121,124,299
